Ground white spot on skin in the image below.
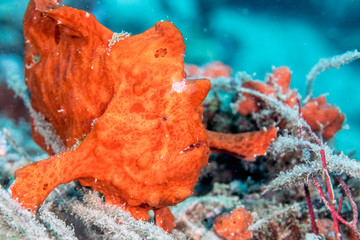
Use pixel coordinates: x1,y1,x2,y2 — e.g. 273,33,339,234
91,118,98,128
108,31,131,48
25,54,41,69
85,12,90,18
170,80,187,93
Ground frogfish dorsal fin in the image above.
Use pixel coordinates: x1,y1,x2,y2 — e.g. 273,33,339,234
34,0,62,11
184,79,211,107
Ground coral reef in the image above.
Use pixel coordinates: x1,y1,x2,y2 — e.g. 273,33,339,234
1,0,360,239
237,66,345,139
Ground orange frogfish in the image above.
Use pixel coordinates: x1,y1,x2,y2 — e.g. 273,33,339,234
10,0,277,232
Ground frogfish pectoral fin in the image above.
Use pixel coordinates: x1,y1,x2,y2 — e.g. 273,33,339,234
154,207,175,233
10,150,83,211
207,127,278,161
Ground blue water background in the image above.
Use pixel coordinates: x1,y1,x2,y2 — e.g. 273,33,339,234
1,0,359,156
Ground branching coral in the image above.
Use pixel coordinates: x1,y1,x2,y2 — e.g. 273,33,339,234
0,185,182,240
236,66,345,139
0,185,50,239
234,50,360,239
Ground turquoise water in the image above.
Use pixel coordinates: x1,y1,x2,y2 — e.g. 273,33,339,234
1,0,359,156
